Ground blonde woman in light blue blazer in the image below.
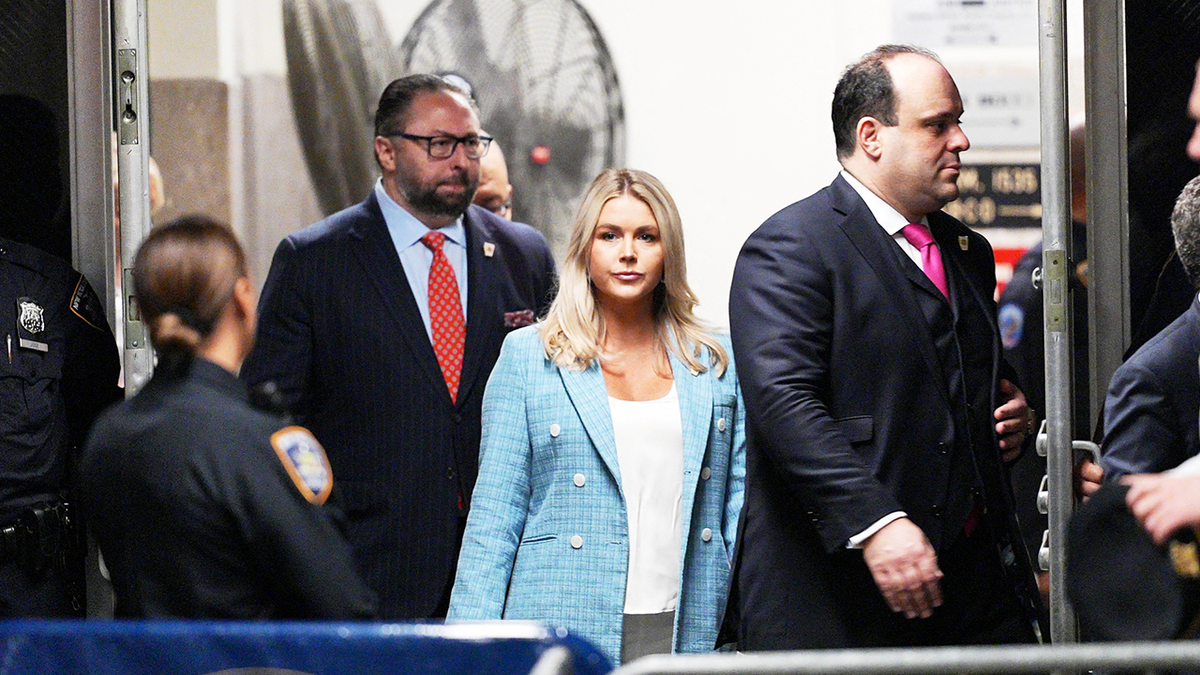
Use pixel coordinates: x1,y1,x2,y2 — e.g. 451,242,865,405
448,169,746,664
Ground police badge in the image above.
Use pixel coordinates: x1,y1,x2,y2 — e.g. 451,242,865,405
16,297,48,352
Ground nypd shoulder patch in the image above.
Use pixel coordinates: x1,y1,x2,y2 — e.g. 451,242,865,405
998,303,1025,350
270,426,333,505
70,275,107,331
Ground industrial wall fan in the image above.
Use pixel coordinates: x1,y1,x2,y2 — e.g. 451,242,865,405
398,0,625,255
283,0,625,255
283,0,400,215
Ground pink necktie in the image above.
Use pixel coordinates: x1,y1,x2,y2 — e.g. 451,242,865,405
421,232,466,403
901,223,949,301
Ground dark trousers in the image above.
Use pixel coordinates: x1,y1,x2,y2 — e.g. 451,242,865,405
740,518,1037,650
430,515,468,618
908,520,1037,646
0,561,72,617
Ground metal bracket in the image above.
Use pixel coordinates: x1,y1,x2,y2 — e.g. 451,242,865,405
122,267,143,350
117,49,139,145
1043,249,1067,333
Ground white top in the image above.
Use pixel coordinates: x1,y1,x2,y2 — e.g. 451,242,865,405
609,384,684,614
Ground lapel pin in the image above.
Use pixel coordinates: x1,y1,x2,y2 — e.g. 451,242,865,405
958,236,969,251
483,242,496,258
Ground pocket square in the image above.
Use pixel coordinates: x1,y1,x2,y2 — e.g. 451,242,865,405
504,309,536,328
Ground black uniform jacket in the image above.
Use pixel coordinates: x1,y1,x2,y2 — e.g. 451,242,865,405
80,357,376,619
0,236,119,522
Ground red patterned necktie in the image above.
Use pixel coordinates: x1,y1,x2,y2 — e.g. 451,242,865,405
420,231,465,402
901,223,949,301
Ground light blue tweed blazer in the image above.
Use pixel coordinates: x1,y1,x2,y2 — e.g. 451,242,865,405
447,325,746,662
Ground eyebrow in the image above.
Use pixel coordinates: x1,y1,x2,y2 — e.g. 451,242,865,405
594,223,659,231
916,111,963,127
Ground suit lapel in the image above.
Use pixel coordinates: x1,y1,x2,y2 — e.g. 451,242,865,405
458,212,499,406
932,218,995,335
830,177,949,405
559,362,622,487
349,195,451,405
671,349,711,545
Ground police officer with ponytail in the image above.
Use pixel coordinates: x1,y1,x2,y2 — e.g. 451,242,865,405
79,215,376,619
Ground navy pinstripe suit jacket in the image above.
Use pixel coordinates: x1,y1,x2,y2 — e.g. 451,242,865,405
242,194,556,619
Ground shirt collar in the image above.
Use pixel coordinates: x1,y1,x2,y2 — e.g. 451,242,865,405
374,179,466,249
840,169,927,235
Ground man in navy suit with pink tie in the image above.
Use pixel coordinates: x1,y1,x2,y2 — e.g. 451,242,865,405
729,45,1043,648
242,75,555,620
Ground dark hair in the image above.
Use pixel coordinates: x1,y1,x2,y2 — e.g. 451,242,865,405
1172,175,1200,289
831,44,940,160
373,74,478,138
132,214,247,372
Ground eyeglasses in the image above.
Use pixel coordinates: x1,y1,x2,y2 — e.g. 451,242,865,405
390,133,493,159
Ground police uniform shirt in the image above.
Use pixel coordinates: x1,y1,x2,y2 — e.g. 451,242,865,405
0,236,119,523
79,357,377,619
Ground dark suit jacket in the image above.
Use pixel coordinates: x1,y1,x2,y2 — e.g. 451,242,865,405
728,175,1038,648
1101,297,1200,478
241,195,555,619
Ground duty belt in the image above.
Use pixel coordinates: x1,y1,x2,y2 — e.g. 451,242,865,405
0,502,67,572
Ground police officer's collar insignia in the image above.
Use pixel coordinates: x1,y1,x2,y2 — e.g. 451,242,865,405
271,426,333,505
16,297,48,352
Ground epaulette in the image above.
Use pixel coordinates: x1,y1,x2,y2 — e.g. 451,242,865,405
249,381,293,424
0,236,67,280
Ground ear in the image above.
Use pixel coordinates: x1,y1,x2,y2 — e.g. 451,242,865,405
374,136,397,173
232,276,255,321
856,116,885,160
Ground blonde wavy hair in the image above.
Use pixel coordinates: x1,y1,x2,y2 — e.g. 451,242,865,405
540,168,728,376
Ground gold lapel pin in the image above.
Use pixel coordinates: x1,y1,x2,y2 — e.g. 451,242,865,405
483,242,496,258
958,236,969,251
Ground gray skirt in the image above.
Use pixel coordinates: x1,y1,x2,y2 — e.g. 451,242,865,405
621,610,675,664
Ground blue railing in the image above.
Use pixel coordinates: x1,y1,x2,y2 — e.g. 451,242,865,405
0,620,612,675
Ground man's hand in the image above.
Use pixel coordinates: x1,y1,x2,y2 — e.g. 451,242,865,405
995,379,1032,463
1124,473,1200,545
1076,459,1104,500
861,518,943,619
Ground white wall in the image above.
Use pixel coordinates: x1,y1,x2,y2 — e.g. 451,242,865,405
147,0,219,78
